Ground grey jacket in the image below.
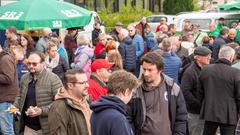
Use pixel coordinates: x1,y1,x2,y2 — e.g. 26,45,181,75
14,69,63,134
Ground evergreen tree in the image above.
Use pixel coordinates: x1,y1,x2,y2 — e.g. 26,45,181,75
163,0,194,15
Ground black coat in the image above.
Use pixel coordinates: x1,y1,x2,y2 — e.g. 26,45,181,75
181,61,202,114
118,36,136,71
198,58,240,125
52,57,69,82
92,28,101,46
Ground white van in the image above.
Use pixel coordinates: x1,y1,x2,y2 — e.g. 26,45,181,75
174,12,240,33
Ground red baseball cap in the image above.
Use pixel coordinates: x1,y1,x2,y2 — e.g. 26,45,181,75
91,59,113,72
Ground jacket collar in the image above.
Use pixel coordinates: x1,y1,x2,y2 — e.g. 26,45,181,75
215,58,232,66
90,74,107,88
28,69,46,83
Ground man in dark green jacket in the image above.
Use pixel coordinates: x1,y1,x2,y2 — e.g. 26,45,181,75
14,51,62,135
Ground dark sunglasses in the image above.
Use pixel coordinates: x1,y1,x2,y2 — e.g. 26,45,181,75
27,62,40,67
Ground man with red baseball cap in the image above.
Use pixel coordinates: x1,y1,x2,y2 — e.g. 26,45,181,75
88,59,113,101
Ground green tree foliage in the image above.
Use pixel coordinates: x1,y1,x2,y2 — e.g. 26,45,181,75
163,0,194,14
97,0,152,32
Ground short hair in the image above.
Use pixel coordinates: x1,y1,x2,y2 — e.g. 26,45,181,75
169,36,179,45
120,29,129,38
12,45,24,53
168,24,175,31
107,70,139,95
202,36,210,44
7,26,17,35
77,36,90,46
105,41,117,53
63,69,85,89
219,46,235,59
226,42,239,49
141,52,164,71
46,41,57,51
220,27,229,36
161,38,172,52
127,25,135,31
29,51,45,62
8,39,19,48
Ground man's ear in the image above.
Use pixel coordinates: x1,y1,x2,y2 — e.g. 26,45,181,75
123,88,131,96
67,83,74,89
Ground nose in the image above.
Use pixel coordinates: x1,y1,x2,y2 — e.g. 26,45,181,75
143,70,149,76
85,82,89,88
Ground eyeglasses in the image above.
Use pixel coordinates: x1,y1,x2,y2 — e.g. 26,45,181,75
71,81,88,85
128,30,133,32
27,62,40,67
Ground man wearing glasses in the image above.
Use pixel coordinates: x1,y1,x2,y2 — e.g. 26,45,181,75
14,51,62,135
48,69,92,135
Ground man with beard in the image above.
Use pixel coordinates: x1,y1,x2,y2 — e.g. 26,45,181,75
3,26,20,51
127,52,188,135
14,51,62,135
49,69,92,135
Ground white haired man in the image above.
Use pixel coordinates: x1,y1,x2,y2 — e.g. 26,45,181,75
198,46,240,135
118,29,136,74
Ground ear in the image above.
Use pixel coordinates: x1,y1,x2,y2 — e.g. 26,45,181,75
67,83,74,89
123,88,131,96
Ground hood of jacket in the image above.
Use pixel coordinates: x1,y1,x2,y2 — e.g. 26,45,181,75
55,87,92,134
90,96,127,115
122,36,133,45
74,45,94,58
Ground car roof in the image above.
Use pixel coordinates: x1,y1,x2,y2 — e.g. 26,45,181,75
147,15,175,18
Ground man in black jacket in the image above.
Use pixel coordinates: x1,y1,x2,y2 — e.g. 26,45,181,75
92,22,102,47
181,46,212,135
198,46,240,135
127,52,188,135
212,28,229,60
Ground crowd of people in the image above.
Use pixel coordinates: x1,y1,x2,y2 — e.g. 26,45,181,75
0,15,240,135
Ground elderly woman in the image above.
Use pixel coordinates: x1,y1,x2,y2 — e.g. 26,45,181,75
45,41,69,82
71,36,94,78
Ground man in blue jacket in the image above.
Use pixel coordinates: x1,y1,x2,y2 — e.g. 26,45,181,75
90,70,139,135
128,25,144,78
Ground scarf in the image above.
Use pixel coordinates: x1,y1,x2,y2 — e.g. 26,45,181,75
45,54,60,71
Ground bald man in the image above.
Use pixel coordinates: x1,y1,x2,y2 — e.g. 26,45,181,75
227,28,237,43
36,28,52,53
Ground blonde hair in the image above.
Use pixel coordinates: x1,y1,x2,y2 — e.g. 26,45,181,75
107,52,123,69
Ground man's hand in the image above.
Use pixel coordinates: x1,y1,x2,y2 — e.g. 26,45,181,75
26,106,42,117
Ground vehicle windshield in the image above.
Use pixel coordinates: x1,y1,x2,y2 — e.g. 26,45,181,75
184,19,211,30
147,16,167,23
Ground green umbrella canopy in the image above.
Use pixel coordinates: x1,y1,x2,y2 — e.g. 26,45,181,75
219,1,240,11
0,0,92,30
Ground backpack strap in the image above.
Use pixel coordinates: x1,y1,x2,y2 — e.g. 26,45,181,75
194,33,201,47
